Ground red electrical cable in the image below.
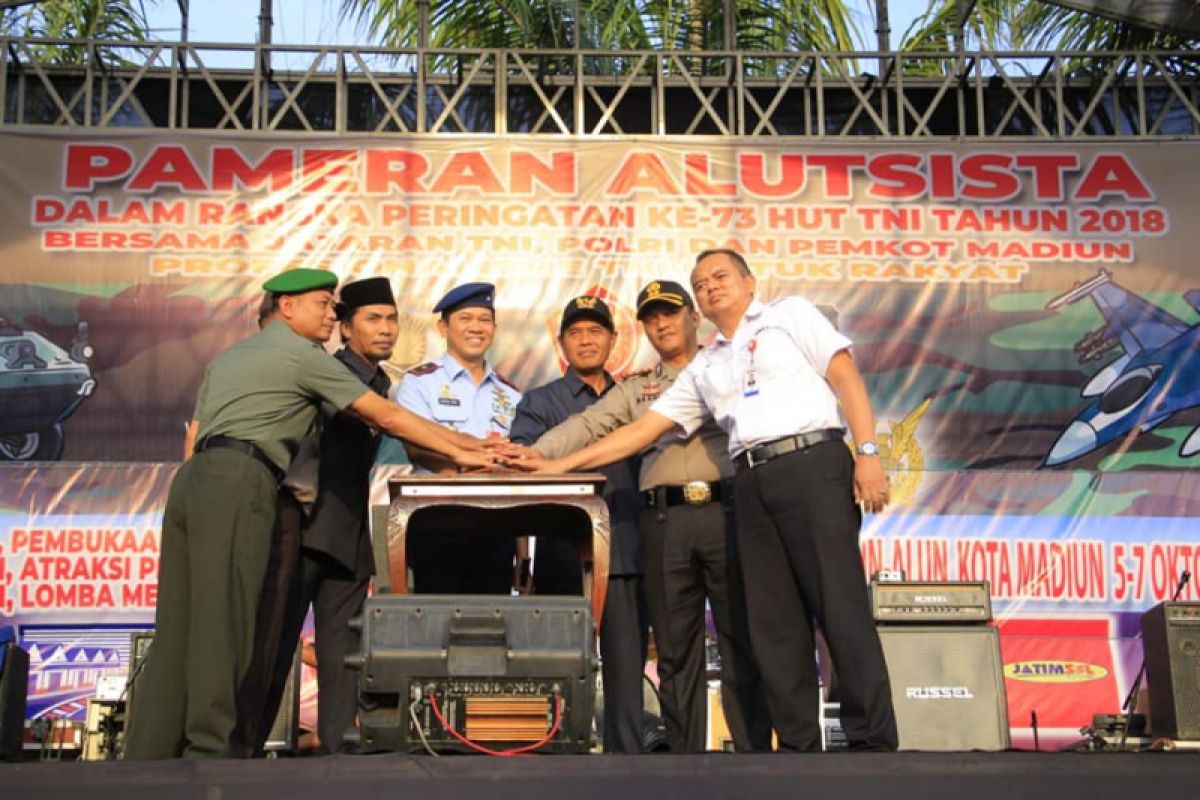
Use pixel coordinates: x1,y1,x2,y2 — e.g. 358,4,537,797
426,692,564,757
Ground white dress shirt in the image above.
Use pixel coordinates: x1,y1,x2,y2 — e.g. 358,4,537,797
651,297,851,458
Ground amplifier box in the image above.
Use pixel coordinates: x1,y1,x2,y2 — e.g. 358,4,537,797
1141,601,1200,740
878,625,1010,751
872,581,993,624
352,595,597,754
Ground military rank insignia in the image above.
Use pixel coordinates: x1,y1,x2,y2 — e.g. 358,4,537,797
437,384,461,406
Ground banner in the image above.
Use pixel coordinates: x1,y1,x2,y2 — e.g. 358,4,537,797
2,131,1198,745
3,462,1197,743
0,132,1197,470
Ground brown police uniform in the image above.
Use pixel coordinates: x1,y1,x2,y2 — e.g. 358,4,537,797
535,360,771,752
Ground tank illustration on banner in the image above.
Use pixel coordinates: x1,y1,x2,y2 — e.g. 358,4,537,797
1042,270,1200,466
0,317,96,461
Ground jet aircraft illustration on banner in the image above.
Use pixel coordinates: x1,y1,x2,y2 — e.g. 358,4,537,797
1043,269,1200,466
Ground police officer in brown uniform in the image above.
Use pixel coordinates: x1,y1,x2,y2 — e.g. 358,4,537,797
532,281,770,753
124,268,497,759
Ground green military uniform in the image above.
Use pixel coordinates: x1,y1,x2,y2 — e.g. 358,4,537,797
125,271,371,760
535,359,771,753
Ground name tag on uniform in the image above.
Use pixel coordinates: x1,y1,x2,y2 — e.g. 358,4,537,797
437,397,461,406
743,338,760,397
743,368,759,397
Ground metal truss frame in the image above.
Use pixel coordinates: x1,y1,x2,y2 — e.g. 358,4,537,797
2,37,1199,139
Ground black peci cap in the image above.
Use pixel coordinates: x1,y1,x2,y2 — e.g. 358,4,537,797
336,277,396,321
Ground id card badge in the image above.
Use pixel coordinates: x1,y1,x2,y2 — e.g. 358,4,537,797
743,338,760,396
743,368,760,397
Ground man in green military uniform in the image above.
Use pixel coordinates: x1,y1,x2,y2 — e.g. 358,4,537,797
124,268,496,760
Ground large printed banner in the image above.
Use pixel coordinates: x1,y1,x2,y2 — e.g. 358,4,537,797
0,132,1198,469
1,131,1199,744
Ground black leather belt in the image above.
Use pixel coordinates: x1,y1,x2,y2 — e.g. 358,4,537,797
644,480,726,508
736,428,845,469
196,435,283,482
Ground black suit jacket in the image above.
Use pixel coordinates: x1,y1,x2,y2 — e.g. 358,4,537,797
303,347,390,578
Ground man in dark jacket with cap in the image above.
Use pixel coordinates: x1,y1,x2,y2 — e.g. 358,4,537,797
510,295,647,754
266,276,398,754
124,269,497,760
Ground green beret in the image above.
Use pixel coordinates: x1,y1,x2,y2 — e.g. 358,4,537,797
262,268,338,294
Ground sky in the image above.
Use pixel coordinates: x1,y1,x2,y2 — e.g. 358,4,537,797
143,0,928,53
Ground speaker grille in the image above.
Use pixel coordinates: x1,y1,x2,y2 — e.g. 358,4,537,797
1141,602,1200,740
878,626,1010,751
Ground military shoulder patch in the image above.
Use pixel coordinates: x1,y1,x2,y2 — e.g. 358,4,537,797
406,361,439,376
494,372,522,393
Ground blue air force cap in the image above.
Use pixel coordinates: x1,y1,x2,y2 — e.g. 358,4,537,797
434,282,495,316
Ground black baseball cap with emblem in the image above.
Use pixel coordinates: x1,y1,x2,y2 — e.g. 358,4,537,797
433,282,495,317
336,276,396,321
636,280,693,320
559,295,614,335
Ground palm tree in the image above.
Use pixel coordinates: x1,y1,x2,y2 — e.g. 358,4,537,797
1,0,156,65
336,0,861,52
1017,2,1198,54
899,0,1199,56
897,0,1024,55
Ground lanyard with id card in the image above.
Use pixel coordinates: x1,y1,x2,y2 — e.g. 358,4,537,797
743,338,760,397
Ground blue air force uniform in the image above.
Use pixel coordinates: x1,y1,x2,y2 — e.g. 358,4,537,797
396,352,520,440
395,283,523,594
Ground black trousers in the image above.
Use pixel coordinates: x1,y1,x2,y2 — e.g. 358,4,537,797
264,547,369,754
599,575,648,754
641,500,771,753
124,450,290,759
732,440,897,752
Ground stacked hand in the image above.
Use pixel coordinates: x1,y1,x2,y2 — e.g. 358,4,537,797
451,437,536,472
452,448,508,472
503,446,573,474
